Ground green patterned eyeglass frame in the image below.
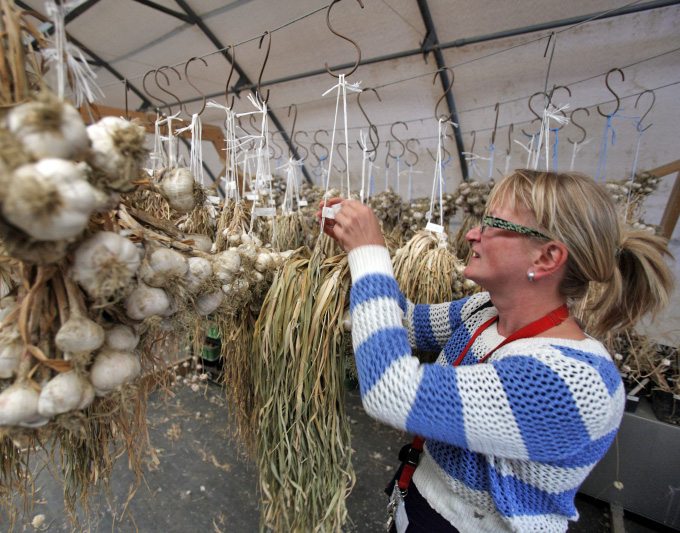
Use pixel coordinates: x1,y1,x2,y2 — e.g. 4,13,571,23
481,215,550,240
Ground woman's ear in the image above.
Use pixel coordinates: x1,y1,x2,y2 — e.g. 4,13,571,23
532,241,569,279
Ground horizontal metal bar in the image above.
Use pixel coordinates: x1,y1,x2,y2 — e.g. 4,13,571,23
131,0,193,23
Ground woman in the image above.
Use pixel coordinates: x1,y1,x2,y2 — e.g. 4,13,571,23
318,170,674,532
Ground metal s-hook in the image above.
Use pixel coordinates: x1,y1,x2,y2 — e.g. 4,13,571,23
143,68,169,112
312,130,330,162
405,138,420,166
270,130,284,159
356,87,381,152
548,84,572,105
567,108,590,144
469,130,476,154
521,91,546,136
635,89,655,132
184,56,208,116
325,0,365,78
257,31,272,104
390,121,408,159
294,131,309,161
154,66,183,115
287,104,298,154
597,68,625,117
506,124,514,155
491,102,500,145
335,142,348,173
433,68,455,121
224,44,236,109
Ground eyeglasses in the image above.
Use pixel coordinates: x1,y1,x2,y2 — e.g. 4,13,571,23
480,215,550,240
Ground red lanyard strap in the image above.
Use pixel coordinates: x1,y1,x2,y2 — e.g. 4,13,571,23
397,303,569,492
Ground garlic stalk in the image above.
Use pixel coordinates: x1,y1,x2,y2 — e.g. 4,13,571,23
125,283,171,320
37,371,86,417
2,159,98,241
89,348,141,396
0,326,23,379
55,275,105,356
72,231,141,300
138,246,189,288
85,116,148,192
6,95,89,160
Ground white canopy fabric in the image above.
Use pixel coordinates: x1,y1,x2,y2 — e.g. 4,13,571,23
20,1,680,215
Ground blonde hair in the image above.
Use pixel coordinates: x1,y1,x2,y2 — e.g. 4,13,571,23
487,169,674,337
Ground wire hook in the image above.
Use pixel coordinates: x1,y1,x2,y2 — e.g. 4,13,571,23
184,56,208,116
597,68,625,117
224,43,236,109
335,142,348,173
390,121,408,159
506,124,514,155
634,89,655,132
312,130,330,162
294,131,309,161
405,138,420,166
287,104,298,153
325,0,365,78
143,68,168,112
521,91,546,136
356,87,381,152
567,108,590,144
257,31,271,105
433,67,455,121
154,66,183,116
491,102,500,145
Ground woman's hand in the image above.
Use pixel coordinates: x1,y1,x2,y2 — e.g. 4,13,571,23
316,198,386,252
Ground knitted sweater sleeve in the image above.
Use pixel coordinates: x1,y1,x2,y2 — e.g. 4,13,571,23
348,245,625,463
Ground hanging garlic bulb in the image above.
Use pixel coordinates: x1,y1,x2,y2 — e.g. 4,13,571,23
72,231,141,300
78,380,95,410
55,277,105,355
254,251,274,273
185,234,212,253
90,348,141,396
0,327,23,379
156,167,196,213
6,95,89,160
85,116,148,191
238,243,258,263
196,291,223,316
37,371,86,417
138,246,189,288
2,159,98,241
0,382,48,427
185,256,213,293
125,283,171,320
104,324,139,352
212,250,240,282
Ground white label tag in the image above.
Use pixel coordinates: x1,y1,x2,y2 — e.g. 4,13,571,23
245,193,258,201
268,199,276,205
298,199,308,207
395,491,409,533
322,204,342,219
225,181,237,191
253,207,276,217
425,222,445,234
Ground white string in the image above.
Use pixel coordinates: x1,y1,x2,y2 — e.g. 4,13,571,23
428,118,447,229
532,103,570,170
358,130,368,204
318,75,362,239
206,100,239,200
44,1,103,106
176,114,203,183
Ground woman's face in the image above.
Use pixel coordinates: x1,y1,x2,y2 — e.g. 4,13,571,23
463,202,543,292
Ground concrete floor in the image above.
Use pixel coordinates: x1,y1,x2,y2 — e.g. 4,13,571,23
9,377,677,532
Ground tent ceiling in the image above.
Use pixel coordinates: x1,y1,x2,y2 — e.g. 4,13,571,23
18,0,680,214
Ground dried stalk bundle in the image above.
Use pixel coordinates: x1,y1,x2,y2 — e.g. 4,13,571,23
452,179,494,261
182,201,216,241
214,200,252,252
400,194,457,240
605,171,662,225
272,211,308,251
0,0,47,106
253,249,355,532
393,230,473,305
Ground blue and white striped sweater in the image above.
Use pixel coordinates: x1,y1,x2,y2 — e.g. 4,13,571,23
347,246,624,532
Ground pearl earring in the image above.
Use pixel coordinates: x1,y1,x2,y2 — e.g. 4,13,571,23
527,272,535,282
